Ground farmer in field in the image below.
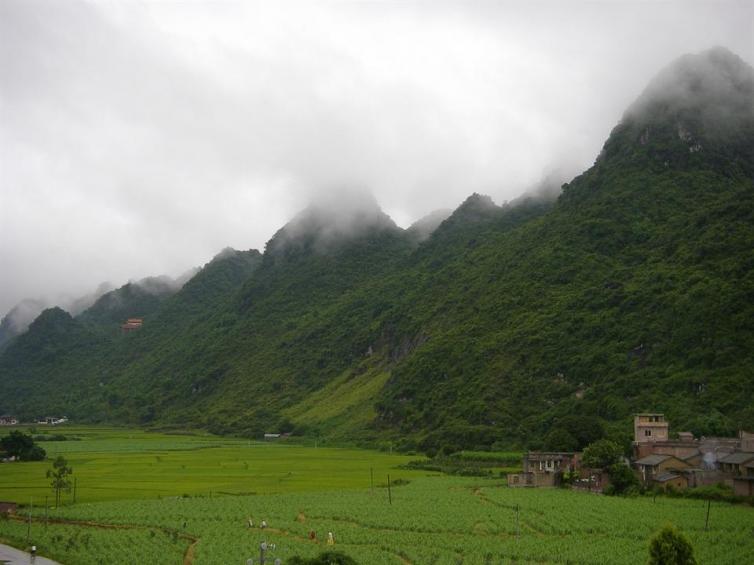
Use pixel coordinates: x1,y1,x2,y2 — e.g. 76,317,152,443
309,530,317,541
327,531,335,545
30,545,36,564
247,517,253,528
261,519,268,529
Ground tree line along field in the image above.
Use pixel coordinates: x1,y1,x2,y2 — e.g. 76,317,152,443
1,426,753,563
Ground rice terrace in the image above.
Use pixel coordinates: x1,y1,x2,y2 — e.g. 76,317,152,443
0,426,751,564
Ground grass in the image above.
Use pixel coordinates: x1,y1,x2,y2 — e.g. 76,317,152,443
0,425,428,504
284,367,392,434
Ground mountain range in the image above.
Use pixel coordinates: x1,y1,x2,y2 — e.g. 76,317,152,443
1,47,752,453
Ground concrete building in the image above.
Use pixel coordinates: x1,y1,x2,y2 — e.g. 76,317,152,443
634,413,669,444
507,451,579,487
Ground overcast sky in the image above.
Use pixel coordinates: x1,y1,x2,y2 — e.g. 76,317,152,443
1,0,752,314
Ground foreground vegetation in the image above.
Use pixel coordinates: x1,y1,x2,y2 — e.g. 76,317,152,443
1,476,752,564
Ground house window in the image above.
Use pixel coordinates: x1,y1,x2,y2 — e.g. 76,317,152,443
645,430,652,436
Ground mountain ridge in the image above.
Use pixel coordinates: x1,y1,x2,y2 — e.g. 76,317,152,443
1,47,752,451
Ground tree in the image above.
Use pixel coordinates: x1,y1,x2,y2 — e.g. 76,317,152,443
0,430,46,461
581,439,622,469
605,462,639,495
543,428,578,452
556,415,604,450
648,524,697,564
47,455,73,507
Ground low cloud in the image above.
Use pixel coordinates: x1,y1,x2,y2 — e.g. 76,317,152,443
1,0,752,313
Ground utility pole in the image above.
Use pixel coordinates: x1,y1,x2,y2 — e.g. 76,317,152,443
515,504,520,542
26,497,32,543
45,497,48,531
705,499,711,531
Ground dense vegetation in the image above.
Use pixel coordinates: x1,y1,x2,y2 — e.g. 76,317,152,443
0,47,752,451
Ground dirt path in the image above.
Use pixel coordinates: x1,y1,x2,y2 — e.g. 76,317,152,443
182,539,198,565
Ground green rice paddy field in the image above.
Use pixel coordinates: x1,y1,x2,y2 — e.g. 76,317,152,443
1,426,753,564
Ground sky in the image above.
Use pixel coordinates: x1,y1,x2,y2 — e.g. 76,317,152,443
1,0,752,315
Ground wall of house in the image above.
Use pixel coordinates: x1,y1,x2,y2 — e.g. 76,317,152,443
657,477,687,491
657,458,690,475
733,478,754,497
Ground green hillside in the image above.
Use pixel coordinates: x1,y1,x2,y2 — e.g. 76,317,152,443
0,47,752,452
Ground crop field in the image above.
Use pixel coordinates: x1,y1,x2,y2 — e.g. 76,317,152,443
0,426,425,503
1,426,753,564
2,477,753,564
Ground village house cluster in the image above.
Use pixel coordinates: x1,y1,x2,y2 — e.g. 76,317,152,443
508,413,754,497
0,415,67,427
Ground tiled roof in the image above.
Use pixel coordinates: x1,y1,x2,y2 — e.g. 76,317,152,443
654,472,681,482
719,452,754,465
635,454,673,466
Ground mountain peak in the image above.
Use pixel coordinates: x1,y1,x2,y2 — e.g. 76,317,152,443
597,47,754,174
448,193,499,223
627,46,754,127
265,189,399,256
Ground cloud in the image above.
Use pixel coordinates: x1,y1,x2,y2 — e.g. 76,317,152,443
0,0,752,314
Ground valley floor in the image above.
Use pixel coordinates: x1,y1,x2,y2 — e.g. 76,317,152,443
1,427,752,563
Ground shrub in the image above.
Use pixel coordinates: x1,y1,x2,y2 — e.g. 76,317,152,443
648,524,696,565
289,551,357,564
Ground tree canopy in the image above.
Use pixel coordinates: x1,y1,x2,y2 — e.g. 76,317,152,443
0,430,46,461
581,439,623,469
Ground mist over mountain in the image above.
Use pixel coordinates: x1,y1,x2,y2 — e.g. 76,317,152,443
266,189,400,258
0,48,752,451
0,282,115,349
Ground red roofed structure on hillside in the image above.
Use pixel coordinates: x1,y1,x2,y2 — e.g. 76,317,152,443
121,318,143,333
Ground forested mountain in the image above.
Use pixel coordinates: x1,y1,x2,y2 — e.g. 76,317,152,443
1,47,752,452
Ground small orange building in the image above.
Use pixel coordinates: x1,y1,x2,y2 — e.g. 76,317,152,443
121,318,144,333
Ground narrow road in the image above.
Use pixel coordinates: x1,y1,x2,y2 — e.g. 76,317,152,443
0,544,61,565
